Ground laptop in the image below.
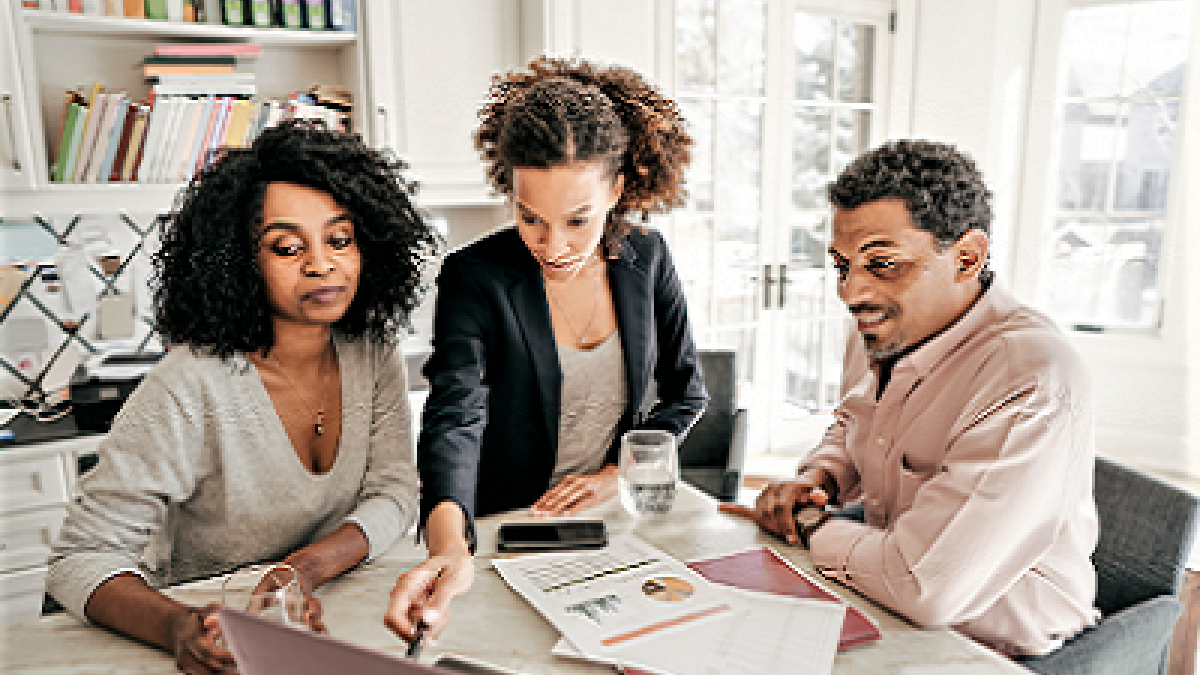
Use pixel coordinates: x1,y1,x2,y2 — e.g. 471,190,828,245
217,609,523,675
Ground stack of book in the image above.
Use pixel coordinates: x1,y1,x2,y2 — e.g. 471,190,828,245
51,47,353,184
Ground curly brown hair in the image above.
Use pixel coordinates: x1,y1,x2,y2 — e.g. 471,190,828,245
475,56,692,255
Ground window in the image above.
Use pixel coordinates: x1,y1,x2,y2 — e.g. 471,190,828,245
1036,0,1192,331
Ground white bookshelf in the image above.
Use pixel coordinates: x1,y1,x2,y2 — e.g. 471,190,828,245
24,10,359,45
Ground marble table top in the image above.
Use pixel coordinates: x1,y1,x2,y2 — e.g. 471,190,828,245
0,485,1031,674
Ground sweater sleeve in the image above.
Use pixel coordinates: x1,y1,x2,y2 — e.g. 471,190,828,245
342,340,420,561
46,370,204,623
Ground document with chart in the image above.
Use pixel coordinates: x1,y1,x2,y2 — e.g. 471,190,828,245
492,535,734,656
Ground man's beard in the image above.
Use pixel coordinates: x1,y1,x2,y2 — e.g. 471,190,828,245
862,334,906,360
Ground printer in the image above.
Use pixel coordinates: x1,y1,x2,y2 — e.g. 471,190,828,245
70,350,164,431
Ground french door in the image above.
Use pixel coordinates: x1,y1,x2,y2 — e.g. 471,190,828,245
666,0,892,455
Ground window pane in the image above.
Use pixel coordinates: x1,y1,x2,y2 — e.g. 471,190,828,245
837,22,875,103
677,98,715,211
718,0,766,96
788,212,828,269
834,109,871,175
1115,99,1178,211
1061,5,1127,98
675,0,716,94
716,100,763,214
792,106,831,210
713,214,761,325
795,12,834,101
672,215,714,331
1103,218,1163,326
1123,1,1192,97
1057,101,1118,211
1038,216,1107,323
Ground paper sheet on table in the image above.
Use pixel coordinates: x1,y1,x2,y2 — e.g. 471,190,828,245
552,586,846,675
492,535,734,656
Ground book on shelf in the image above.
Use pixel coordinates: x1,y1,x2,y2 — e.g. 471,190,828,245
102,0,121,15
53,101,84,182
303,0,324,29
59,103,88,183
71,88,106,181
153,43,263,57
220,0,245,25
144,0,167,20
247,0,272,27
182,0,197,22
86,93,129,183
121,0,144,18
124,105,151,181
326,0,355,31
80,0,102,14
107,103,140,182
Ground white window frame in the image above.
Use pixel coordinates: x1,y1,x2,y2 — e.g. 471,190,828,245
1011,0,1194,337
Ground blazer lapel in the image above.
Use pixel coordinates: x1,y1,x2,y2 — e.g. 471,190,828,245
509,270,561,448
610,245,652,424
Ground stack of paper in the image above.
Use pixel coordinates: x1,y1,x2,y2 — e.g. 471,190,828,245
492,535,849,675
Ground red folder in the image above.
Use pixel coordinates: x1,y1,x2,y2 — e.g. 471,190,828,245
620,548,881,675
686,547,882,650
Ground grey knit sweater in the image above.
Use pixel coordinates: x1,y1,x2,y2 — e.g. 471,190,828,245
47,336,418,622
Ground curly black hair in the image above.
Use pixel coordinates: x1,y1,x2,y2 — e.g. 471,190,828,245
827,139,993,248
475,56,692,256
152,120,440,359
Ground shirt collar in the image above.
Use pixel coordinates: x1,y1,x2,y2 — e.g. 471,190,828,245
893,280,1021,378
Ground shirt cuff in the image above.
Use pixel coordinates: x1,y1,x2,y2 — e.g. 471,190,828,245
808,517,873,584
344,496,410,562
46,553,149,624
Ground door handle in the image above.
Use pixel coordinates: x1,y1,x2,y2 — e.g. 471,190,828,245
778,264,788,308
1,93,20,172
762,264,775,309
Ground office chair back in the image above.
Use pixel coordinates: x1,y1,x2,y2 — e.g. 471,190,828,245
677,348,746,502
1092,455,1199,616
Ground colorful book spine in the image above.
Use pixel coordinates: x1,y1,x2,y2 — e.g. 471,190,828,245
154,43,263,57
122,0,144,17
326,0,354,31
247,0,271,26
72,92,109,182
221,0,244,25
60,104,88,183
90,94,129,182
123,106,151,181
107,102,140,182
302,0,323,29
53,102,83,183
144,0,168,20
279,0,302,28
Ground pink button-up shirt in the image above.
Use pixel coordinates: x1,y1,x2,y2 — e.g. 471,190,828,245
806,282,1100,657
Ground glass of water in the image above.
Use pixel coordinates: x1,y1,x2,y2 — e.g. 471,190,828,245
619,430,678,516
220,563,309,629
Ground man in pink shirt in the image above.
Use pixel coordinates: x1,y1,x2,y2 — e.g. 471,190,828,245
749,140,1099,657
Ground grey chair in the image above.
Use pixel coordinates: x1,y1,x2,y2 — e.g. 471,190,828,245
1023,456,1199,675
677,348,747,502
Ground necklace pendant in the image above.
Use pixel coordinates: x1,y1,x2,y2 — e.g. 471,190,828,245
315,411,324,437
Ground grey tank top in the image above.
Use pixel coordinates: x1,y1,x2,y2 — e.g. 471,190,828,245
550,331,628,486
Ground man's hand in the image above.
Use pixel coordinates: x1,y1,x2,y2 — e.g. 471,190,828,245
168,604,237,674
384,551,474,643
721,468,837,546
530,465,618,516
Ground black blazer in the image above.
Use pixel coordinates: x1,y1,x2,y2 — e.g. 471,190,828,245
417,226,707,524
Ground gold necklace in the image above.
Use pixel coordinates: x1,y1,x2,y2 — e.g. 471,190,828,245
267,347,332,437
544,258,601,347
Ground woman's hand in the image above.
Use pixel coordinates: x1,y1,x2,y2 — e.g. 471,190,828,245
384,551,474,642
168,604,237,674
530,465,619,516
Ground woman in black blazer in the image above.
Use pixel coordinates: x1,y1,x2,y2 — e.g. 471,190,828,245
385,57,706,643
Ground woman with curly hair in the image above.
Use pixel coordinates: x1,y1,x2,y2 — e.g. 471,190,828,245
47,120,439,674
384,56,707,643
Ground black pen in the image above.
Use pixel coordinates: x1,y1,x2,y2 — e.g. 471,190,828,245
406,621,429,659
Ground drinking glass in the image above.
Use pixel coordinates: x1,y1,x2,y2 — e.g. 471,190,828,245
618,430,678,515
220,563,309,629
